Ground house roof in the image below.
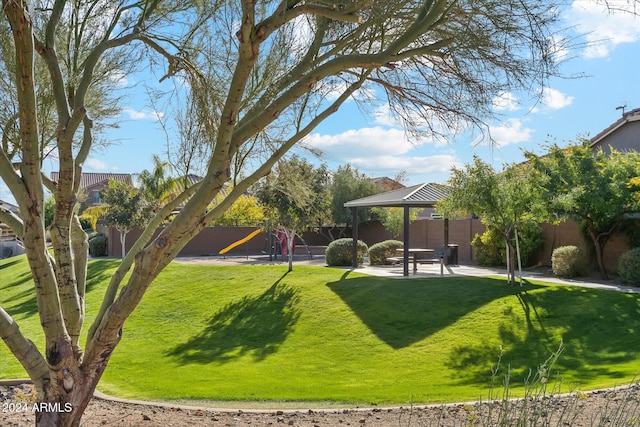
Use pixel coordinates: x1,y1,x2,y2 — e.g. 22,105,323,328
50,172,132,190
0,199,19,213
371,176,405,191
590,108,640,148
344,183,449,208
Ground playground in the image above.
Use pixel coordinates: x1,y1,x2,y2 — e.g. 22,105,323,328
217,228,320,262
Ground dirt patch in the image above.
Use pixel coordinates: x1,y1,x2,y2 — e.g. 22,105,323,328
3,383,640,426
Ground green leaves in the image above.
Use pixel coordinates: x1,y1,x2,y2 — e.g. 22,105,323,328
525,141,640,279
100,179,153,231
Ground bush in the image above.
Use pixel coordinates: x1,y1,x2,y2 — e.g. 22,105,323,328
88,232,108,257
78,215,93,231
472,229,504,267
326,238,368,266
551,245,590,278
618,247,640,286
368,240,404,265
472,222,544,267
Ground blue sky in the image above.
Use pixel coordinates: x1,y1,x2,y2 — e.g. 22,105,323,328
1,1,640,206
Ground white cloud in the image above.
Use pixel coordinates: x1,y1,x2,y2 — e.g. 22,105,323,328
371,105,462,144
492,91,520,112
351,154,461,176
540,87,574,110
122,108,164,120
304,127,461,180
84,158,112,171
567,1,640,58
373,105,393,126
476,119,534,148
305,127,417,158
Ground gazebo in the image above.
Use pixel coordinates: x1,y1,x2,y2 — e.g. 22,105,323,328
344,183,450,276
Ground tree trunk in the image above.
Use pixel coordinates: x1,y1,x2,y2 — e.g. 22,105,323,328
34,373,101,427
120,229,128,260
505,234,516,285
515,228,523,287
286,228,295,272
590,231,609,280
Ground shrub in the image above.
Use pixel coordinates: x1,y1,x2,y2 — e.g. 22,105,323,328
472,229,504,267
551,245,590,278
618,247,640,286
326,238,368,266
472,222,544,267
88,232,108,257
368,240,404,265
78,215,94,231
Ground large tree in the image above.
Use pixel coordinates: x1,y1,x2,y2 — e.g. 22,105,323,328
0,0,583,425
525,141,640,280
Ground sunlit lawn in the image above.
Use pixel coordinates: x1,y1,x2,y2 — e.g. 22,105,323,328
2,255,640,405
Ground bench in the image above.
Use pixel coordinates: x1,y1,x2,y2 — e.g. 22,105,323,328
418,258,440,265
385,257,404,265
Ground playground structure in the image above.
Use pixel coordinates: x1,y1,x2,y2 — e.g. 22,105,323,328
218,228,264,255
218,228,313,261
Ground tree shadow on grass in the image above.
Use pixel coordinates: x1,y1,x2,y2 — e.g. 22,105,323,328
166,273,300,364
447,285,640,387
2,258,120,319
327,275,531,349
0,258,22,271
86,258,121,293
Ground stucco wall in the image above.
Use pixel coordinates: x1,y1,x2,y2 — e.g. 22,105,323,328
100,219,636,272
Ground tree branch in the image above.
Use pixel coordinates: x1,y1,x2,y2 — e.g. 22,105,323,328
214,71,370,224
0,206,24,238
0,307,49,394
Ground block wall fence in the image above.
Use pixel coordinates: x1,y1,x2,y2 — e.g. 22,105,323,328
100,219,636,273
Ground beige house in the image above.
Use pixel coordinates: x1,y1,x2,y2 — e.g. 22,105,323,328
590,107,640,154
50,172,132,213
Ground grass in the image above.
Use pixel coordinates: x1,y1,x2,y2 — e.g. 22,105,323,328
2,255,640,406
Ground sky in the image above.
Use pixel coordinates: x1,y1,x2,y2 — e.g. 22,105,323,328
1,1,640,206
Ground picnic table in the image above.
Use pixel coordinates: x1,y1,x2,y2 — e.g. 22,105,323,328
395,248,436,273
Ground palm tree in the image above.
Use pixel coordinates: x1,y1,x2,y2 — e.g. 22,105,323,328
137,155,179,212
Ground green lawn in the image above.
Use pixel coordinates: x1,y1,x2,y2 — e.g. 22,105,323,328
2,255,640,406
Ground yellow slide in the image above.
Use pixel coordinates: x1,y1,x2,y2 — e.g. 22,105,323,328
218,229,264,255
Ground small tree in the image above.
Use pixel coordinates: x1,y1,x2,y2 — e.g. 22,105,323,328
438,157,546,285
257,156,330,271
526,142,640,279
328,164,379,240
100,180,152,260
371,207,420,238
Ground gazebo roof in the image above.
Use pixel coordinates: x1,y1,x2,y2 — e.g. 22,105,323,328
344,183,449,208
